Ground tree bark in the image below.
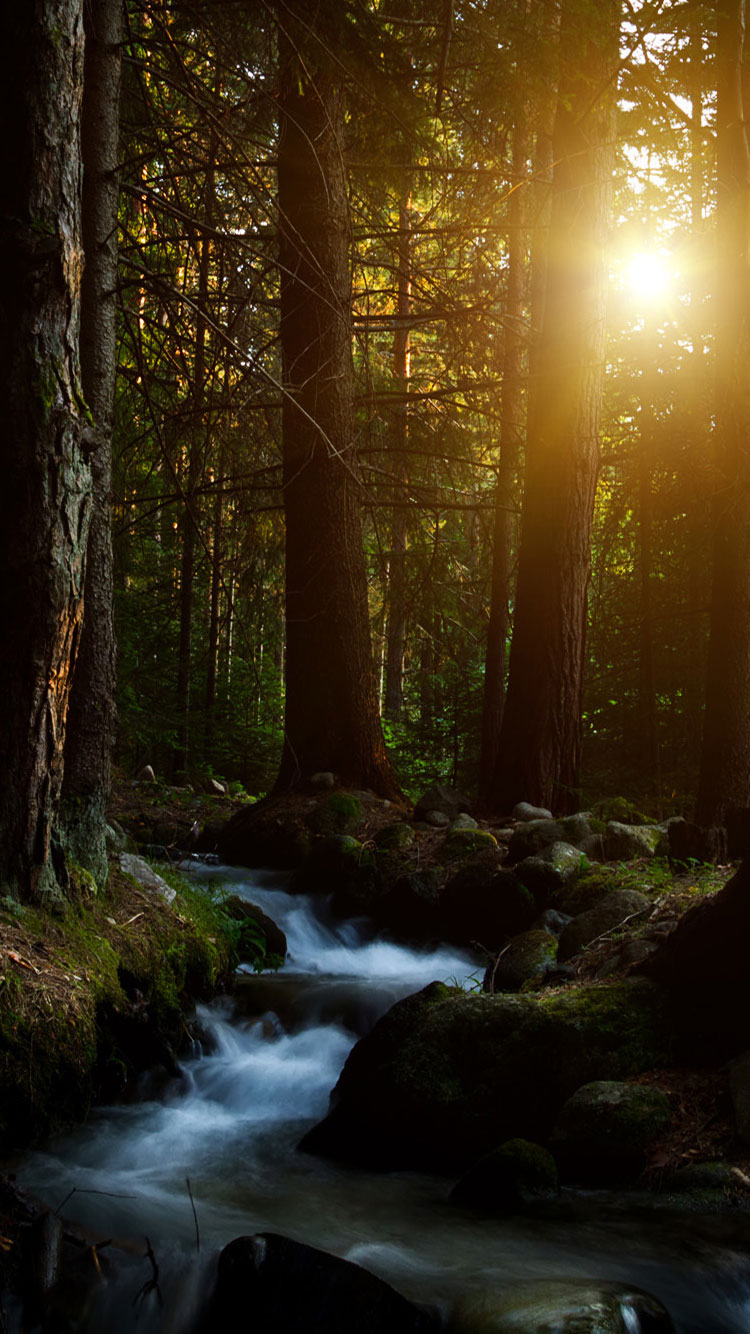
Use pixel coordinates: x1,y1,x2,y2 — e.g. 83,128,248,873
383,194,412,723
61,0,122,887
0,0,90,900
489,0,619,815
695,0,750,827
274,4,400,799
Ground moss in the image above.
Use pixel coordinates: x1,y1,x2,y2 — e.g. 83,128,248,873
442,828,499,860
375,822,415,852
592,797,655,826
308,792,364,835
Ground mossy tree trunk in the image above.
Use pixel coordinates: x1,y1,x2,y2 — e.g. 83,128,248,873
274,2,401,799
61,0,123,887
0,0,91,900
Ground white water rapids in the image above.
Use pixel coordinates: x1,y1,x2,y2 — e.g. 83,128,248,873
16,867,750,1332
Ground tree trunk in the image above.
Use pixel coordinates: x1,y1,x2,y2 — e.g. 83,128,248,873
274,4,400,799
695,0,750,827
0,0,90,900
384,194,412,722
478,120,529,804
489,0,619,815
61,0,122,888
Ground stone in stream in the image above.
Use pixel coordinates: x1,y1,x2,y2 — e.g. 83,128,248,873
447,1279,674,1332
207,1233,436,1333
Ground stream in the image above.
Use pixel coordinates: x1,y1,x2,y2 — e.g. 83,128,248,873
15,866,750,1332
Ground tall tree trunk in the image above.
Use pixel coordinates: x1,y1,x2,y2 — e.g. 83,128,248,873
637,395,660,798
61,0,122,887
695,0,750,826
490,0,619,815
478,120,529,804
384,194,412,722
274,4,400,799
0,0,90,900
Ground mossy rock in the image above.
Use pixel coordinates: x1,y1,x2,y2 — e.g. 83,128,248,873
442,828,499,860
301,979,676,1172
375,821,416,852
557,888,651,963
552,866,621,917
483,930,557,994
550,1079,672,1185
308,792,364,836
451,1138,559,1213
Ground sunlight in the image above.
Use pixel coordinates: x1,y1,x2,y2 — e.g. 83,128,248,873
625,251,671,304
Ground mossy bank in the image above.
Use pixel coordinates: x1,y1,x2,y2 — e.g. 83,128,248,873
0,861,239,1150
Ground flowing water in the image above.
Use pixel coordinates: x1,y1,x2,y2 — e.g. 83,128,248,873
16,867,750,1332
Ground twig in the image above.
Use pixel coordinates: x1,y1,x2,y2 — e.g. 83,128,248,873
133,1237,163,1308
186,1177,200,1253
54,1186,136,1217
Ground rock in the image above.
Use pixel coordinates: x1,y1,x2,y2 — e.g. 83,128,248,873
300,979,675,1172
209,1233,434,1334
442,828,499,861
668,820,727,867
729,1050,750,1144
594,938,658,979
221,897,287,962
105,822,128,854
377,869,444,939
507,819,564,864
559,813,595,844
414,785,472,822
578,832,606,862
604,822,661,861
308,792,364,836
450,813,478,831
437,868,535,950
512,802,553,822
118,853,176,904
136,764,156,782
550,1079,672,1185
421,810,451,828
375,822,416,852
592,798,654,827
299,836,381,915
552,867,620,917
207,777,226,795
309,771,336,790
447,1280,674,1333
482,930,557,993
531,908,572,938
557,888,651,963
450,1138,558,1213
217,803,312,869
514,842,582,901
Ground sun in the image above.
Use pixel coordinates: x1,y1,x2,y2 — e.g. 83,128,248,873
625,251,671,303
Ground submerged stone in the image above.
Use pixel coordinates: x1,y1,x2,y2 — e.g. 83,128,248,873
447,1279,674,1333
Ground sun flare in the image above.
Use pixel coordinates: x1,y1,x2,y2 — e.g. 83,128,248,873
625,251,671,303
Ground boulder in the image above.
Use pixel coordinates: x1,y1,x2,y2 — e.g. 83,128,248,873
550,1079,672,1185
512,802,553,822
208,1233,434,1334
207,777,226,795
375,822,416,852
552,868,621,918
668,819,727,867
531,908,572,938
447,1280,673,1333
217,803,312,869
442,828,499,861
377,869,444,939
514,842,582,901
482,930,557,994
604,822,661,862
309,771,336,789
221,896,287,963
557,888,651,963
507,819,564,864
450,1138,558,1213
308,792,364,836
450,813,478,831
594,938,658,979
136,764,156,782
414,785,472,822
118,853,176,905
419,810,451,829
300,979,675,1172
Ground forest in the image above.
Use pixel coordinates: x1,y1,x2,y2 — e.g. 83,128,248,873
4,0,750,1331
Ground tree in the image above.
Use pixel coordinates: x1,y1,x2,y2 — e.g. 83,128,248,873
273,1,401,798
490,0,619,814
0,0,91,899
61,0,122,886
695,0,750,827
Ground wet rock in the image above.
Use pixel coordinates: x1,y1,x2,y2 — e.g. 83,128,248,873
377,869,444,940
550,1080,672,1185
604,822,661,862
414,785,472,822
557,888,651,963
450,1138,558,1213
531,908,572,938
482,930,557,994
300,979,675,1172
437,868,536,950
512,802,553,822
447,1279,674,1333
209,1233,435,1334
